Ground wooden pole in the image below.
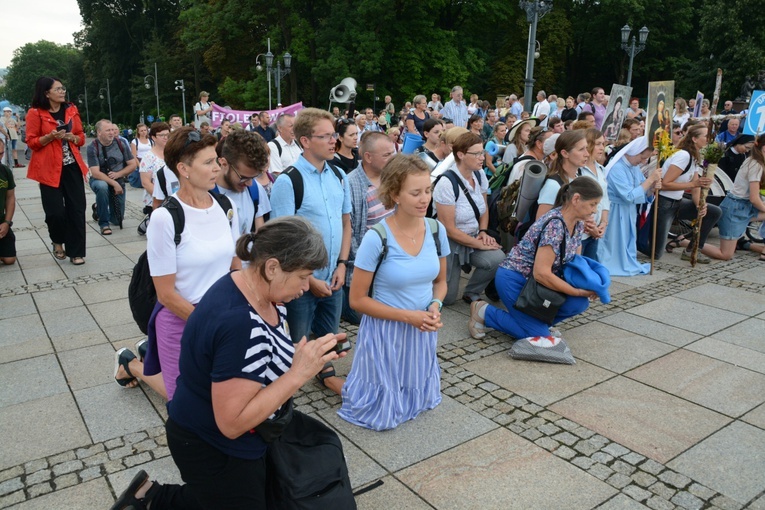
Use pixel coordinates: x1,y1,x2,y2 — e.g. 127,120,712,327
650,159,661,275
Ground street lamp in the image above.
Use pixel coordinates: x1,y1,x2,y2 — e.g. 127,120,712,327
255,38,292,110
519,0,553,113
143,62,160,120
98,79,112,121
174,79,187,125
77,87,90,127
621,24,649,87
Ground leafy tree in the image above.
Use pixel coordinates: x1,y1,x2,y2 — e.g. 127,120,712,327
4,41,84,106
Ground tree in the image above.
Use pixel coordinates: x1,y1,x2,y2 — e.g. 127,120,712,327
4,41,84,106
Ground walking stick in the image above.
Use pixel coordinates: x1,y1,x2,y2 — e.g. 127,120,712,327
650,178,659,275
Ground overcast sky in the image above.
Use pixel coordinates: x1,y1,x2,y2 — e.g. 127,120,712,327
1,0,83,69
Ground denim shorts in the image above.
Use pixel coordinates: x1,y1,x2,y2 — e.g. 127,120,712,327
718,194,758,240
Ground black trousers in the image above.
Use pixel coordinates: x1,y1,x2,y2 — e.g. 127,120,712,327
153,418,267,510
39,163,87,257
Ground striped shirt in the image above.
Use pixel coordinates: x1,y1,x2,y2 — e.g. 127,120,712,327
441,100,469,128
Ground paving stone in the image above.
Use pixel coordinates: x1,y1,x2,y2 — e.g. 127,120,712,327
572,456,596,470
622,452,646,465
52,460,84,476
640,459,665,475
538,423,561,435
83,452,109,467
575,439,601,456
520,428,543,441
592,452,615,464
589,463,614,481
603,443,631,458
79,466,102,481
133,439,157,453
47,450,76,466
23,460,47,474
124,432,148,444
607,473,633,489
658,471,691,490
0,490,25,507
710,494,743,510
103,459,125,474
0,466,22,483
534,437,559,451
686,483,715,501
553,431,578,446
28,481,54,498
554,445,577,460
75,444,105,460
25,469,51,485
0,477,23,497
632,472,658,488
524,416,546,428
104,438,123,449
54,472,79,489
573,426,597,439
478,382,499,392
612,460,636,476
649,481,676,500
670,491,704,510
124,451,152,467
623,484,653,502
646,496,675,510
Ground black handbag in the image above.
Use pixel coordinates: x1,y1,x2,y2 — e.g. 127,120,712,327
513,217,568,325
255,397,293,443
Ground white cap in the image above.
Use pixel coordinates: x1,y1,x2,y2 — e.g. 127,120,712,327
2,107,11,112
543,133,560,156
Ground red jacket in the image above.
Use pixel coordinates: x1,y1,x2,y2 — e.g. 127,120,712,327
26,103,88,188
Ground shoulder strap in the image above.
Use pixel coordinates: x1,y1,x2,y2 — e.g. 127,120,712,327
445,170,481,225
162,197,185,246
534,216,566,267
209,191,234,228
368,223,389,297
425,218,441,257
327,161,345,183
157,166,168,197
270,139,283,157
283,166,303,213
681,154,693,175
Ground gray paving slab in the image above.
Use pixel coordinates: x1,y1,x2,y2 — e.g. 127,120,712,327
60,254,133,279
355,476,432,509
0,268,26,289
0,394,91,470
729,267,765,285
596,494,649,509
8,478,115,510
563,322,676,373
40,306,108,351
550,376,731,464
0,314,52,364
0,354,68,407
58,344,120,391
626,349,765,417
607,281,634,295
667,421,765,504
75,383,163,442
115,240,148,259
685,337,765,375
629,296,748,336
0,294,35,320
75,279,131,305
107,456,183,499
610,270,672,287
88,298,134,329
709,317,765,354
742,402,765,429
15,252,62,271
396,427,617,509
600,311,701,347
31,287,83,313
437,307,474,346
464,351,614,406
673,283,765,316
22,264,66,285
317,395,497,472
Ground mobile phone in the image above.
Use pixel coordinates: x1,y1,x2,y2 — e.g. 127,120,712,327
327,341,352,355
56,125,68,131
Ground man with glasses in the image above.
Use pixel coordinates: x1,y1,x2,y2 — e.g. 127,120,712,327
87,120,136,235
267,113,301,175
342,132,396,325
441,86,469,128
213,130,271,234
270,107,352,395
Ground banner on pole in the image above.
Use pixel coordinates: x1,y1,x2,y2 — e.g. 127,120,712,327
645,81,675,148
601,84,632,141
743,90,765,136
209,102,304,128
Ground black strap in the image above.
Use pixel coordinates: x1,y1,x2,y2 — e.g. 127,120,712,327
445,169,482,225
157,166,168,197
283,163,344,213
162,192,233,246
534,216,567,268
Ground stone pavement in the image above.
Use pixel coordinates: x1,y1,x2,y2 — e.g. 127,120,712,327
1,159,765,509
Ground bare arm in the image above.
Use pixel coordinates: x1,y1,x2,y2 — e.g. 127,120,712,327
532,245,592,297
152,274,195,320
434,203,484,249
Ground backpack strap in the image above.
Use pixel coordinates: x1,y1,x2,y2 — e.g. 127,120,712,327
425,217,441,257
157,166,168,197
209,191,234,229
162,197,185,246
444,169,481,225
681,155,693,175
534,216,566,268
368,222,389,296
283,166,303,213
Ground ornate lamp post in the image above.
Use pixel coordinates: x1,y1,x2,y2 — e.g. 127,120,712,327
621,25,649,87
174,79,187,125
520,0,553,113
256,38,292,109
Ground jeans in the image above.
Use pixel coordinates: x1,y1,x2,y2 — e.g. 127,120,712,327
580,237,599,260
89,176,126,228
284,287,343,343
341,284,361,325
650,196,722,259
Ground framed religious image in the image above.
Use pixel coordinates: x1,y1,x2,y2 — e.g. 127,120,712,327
645,81,675,147
601,84,632,141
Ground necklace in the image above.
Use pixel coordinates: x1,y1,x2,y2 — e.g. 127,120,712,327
242,271,264,305
392,215,419,244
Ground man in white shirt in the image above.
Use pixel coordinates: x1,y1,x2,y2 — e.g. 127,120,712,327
267,113,302,174
214,130,271,234
532,90,551,128
440,86,469,127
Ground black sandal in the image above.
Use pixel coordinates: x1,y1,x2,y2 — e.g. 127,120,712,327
316,364,336,388
114,348,137,387
110,469,149,510
665,235,690,253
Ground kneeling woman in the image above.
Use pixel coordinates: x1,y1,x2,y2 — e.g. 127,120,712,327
468,177,602,341
339,155,449,431
111,217,347,509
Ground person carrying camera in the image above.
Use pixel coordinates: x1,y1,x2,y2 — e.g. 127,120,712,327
87,119,137,235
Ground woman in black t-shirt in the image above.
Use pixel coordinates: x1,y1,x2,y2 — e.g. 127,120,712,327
333,118,360,173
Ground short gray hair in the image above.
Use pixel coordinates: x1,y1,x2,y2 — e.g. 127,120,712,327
537,90,547,99
413,94,426,105
275,113,294,129
95,119,111,133
451,86,463,93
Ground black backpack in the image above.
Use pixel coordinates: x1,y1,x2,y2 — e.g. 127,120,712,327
128,193,233,334
280,163,345,213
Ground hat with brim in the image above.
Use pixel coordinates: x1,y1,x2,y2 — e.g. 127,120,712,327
2,107,11,112
729,134,754,147
506,118,540,142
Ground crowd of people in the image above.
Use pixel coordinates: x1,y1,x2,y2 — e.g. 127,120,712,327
4,75,764,509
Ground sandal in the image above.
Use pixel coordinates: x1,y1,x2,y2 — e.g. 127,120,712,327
316,364,336,388
51,243,66,260
665,236,686,253
759,254,765,262
135,339,148,363
737,237,751,251
70,257,85,266
110,469,150,510
114,348,138,387
101,226,112,236
469,300,487,339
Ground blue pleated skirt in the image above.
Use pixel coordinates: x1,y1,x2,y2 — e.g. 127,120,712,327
338,315,442,431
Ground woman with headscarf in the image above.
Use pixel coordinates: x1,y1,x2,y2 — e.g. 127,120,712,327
596,138,662,275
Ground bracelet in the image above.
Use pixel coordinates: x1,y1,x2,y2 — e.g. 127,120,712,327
428,298,443,312
478,229,488,234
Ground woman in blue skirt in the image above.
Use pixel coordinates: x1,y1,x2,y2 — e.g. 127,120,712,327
339,155,450,431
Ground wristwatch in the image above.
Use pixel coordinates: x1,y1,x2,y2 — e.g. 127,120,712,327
2,220,12,227
336,259,348,266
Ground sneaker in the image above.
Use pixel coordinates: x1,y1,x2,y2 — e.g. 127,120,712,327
137,215,149,236
680,250,710,264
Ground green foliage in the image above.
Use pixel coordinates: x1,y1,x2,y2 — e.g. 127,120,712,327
4,41,84,106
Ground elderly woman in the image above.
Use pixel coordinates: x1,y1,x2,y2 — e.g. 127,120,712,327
597,138,662,275
26,76,88,265
114,127,241,400
406,95,431,136
434,132,504,304
111,217,346,510
468,177,603,342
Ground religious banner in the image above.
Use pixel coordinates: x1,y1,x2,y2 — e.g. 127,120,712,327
693,91,704,117
601,84,632,141
209,102,304,128
645,81,675,147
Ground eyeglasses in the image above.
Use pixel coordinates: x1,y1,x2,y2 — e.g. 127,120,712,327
673,130,682,135
154,133,169,139
466,151,485,158
51,87,66,93
226,160,262,184
311,133,339,141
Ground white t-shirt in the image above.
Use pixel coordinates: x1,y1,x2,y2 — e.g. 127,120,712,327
217,181,272,235
661,150,699,200
146,194,239,304
533,101,551,127
132,138,153,161
139,151,165,206
433,169,489,235
730,158,763,199
152,166,180,202
194,101,211,129
268,136,302,174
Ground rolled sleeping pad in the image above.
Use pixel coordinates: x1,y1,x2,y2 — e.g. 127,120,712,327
402,132,425,154
485,140,507,157
514,160,548,223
